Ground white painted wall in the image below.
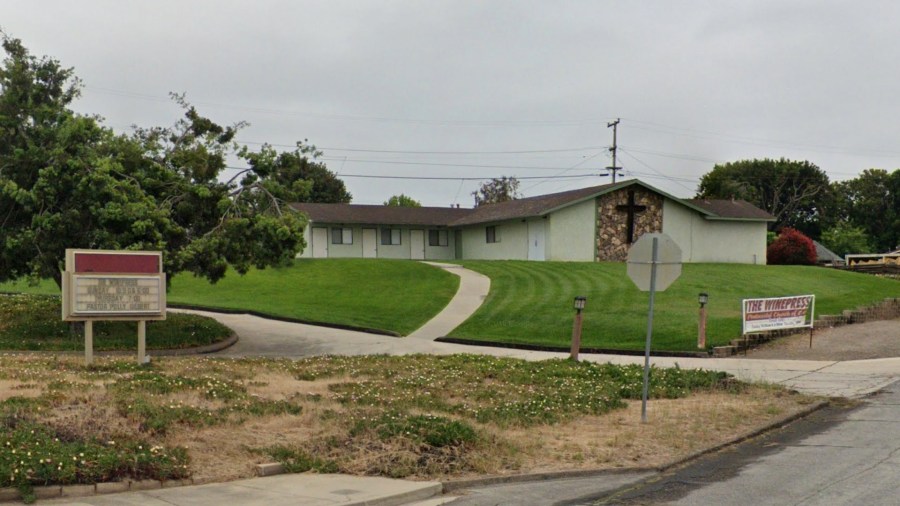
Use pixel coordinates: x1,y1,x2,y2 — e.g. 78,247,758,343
424,229,456,260
376,227,409,259
326,226,363,258
663,200,768,264
460,221,529,260
547,199,596,261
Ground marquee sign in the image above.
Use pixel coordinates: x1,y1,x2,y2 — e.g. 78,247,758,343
62,249,166,321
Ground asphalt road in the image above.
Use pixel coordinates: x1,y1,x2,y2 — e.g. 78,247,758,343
441,382,899,506
560,381,900,506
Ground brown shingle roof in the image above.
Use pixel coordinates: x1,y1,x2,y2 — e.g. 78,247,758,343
291,180,775,228
684,199,776,221
449,182,619,226
290,203,472,226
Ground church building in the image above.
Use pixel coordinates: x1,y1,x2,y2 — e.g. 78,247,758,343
292,179,774,264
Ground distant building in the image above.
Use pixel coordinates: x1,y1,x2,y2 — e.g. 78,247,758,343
813,240,845,266
293,179,774,264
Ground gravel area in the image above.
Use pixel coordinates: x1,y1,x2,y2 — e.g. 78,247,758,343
741,319,900,361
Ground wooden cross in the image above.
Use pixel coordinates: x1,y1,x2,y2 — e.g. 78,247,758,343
616,190,647,244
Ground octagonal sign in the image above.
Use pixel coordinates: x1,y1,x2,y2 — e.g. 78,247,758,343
626,233,683,292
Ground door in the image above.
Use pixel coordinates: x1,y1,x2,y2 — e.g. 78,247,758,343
362,228,377,258
409,229,425,260
312,227,328,258
454,230,463,259
528,220,546,261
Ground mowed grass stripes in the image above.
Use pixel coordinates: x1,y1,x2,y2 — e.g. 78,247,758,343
451,262,900,351
0,259,460,336
167,259,459,335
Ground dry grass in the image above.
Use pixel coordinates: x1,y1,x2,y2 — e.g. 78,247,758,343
0,354,819,486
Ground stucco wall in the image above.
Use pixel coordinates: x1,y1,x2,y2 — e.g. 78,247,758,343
662,200,767,264
424,229,456,260
298,224,457,260
460,221,528,260
547,199,596,261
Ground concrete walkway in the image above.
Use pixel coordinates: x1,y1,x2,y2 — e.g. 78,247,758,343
99,263,897,506
407,262,490,340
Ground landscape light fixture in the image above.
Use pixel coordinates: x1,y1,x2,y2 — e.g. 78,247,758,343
698,292,709,307
570,296,587,361
573,296,587,312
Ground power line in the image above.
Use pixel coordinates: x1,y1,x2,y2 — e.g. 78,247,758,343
334,173,600,181
317,156,604,171
239,139,606,155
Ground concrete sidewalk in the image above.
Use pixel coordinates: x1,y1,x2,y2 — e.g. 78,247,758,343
43,474,442,506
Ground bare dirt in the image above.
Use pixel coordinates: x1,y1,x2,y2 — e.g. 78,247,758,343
741,319,900,361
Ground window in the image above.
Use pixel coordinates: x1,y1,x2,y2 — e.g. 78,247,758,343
331,227,352,245
486,226,499,243
428,229,448,247
381,228,401,245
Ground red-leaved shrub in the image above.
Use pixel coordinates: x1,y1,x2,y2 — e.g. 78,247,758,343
767,227,817,265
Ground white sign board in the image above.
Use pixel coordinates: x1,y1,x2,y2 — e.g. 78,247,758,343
626,233,683,292
72,276,163,315
742,295,815,334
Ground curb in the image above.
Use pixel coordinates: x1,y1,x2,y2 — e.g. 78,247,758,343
0,334,239,359
0,477,194,504
169,304,402,337
440,399,831,494
435,337,710,358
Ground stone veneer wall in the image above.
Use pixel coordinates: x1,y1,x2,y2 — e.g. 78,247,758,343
596,189,663,261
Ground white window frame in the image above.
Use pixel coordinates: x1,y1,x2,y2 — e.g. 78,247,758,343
428,229,449,247
332,227,353,245
381,228,401,246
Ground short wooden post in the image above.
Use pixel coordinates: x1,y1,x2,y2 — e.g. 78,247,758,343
698,305,707,349
138,320,147,364
84,320,94,366
570,311,584,361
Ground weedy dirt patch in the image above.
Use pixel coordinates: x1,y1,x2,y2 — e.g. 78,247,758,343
0,353,817,501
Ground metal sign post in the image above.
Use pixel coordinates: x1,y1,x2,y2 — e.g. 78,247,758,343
640,237,659,424
626,233,683,424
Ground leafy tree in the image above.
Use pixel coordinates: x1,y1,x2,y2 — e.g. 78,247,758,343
696,158,832,237
240,142,351,204
384,194,421,207
830,169,900,252
0,35,307,288
473,176,520,207
820,222,872,258
767,228,817,265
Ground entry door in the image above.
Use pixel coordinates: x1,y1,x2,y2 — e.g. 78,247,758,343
312,227,328,258
362,228,377,258
409,230,425,260
528,221,546,261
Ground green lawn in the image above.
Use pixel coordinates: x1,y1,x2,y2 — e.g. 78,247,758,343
165,259,459,335
0,259,460,336
0,294,231,351
450,262,900,352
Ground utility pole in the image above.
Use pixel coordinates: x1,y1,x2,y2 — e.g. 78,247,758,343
607,118,622,183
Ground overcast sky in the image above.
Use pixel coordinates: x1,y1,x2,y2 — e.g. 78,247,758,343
4,1,900,207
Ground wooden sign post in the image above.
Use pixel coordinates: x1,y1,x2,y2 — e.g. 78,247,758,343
61,250,166,365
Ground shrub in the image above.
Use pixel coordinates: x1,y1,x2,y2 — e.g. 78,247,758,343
767,228,817,265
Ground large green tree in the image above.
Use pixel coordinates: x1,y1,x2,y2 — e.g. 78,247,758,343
240,142,351,204
830,169,900,252
696,158,832,237
0,35,308,288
